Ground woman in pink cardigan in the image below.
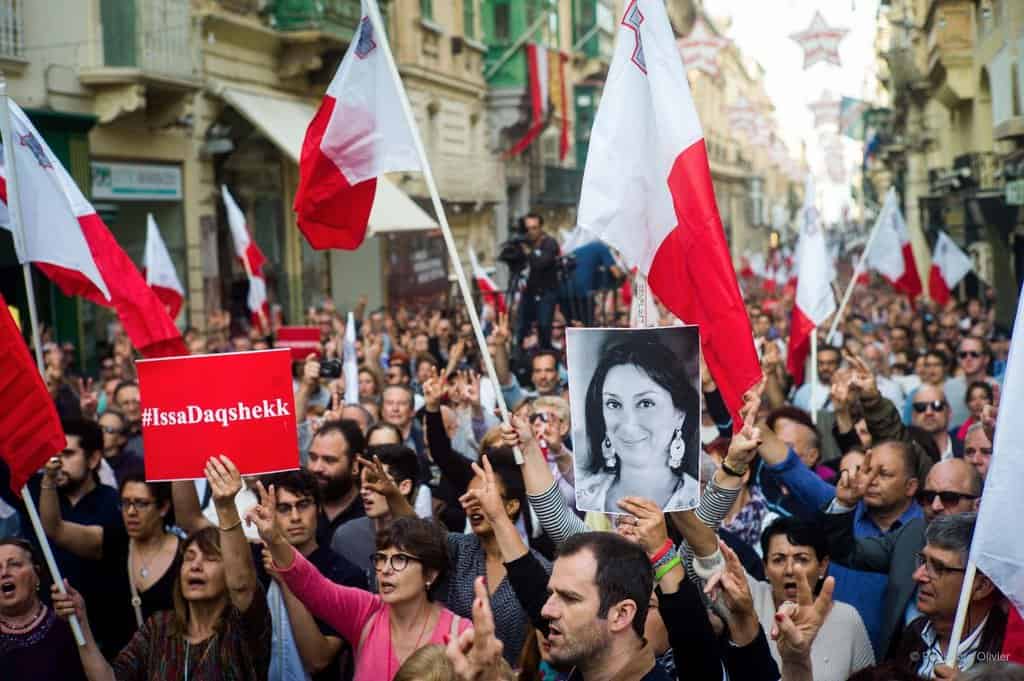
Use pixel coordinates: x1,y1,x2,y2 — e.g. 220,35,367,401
246,481,471,681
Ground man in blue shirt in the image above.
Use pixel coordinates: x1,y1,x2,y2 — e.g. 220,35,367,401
758,426,923,656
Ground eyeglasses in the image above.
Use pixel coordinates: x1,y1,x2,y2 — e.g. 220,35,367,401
371,552,421,573
529,412,551,424
916,490,978,506
958,351,983,359
101,426,123,434
911,400,947,414
121,499,155,511
275,498,316,515
915,552,966,579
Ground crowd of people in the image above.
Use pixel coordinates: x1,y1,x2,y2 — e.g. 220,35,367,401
1,220,1022,681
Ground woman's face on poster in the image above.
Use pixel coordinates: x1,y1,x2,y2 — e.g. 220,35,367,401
601,364,683,467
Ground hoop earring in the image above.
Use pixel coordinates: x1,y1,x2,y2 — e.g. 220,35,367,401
668,428,685,470
602,435,617,470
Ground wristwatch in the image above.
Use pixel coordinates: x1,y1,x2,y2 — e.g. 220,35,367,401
721,459,748,478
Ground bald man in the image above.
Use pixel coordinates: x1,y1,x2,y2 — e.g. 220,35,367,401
821,459,982,655
909,384,963,460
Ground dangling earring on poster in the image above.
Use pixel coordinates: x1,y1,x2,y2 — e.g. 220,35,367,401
602,435,617,470
668,424,685,470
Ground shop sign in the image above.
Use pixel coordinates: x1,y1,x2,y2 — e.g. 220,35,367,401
91,161,182,201
1006,179,1024,206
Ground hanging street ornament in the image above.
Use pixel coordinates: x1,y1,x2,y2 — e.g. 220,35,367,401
809,90,840,128
678,17,730,78
790,11,849,69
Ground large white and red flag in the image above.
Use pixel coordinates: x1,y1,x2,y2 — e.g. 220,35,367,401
294,0,420,250
0,101,185,358
221,185,269,332
144,213,185,320
968,280,1024,626
786,175,836,386
469,250,506,314
928,230,972,306
865,187,923,300
576,0,760,423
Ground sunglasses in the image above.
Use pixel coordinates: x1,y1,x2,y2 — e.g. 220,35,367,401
916,490,978,506
275,498,316,515
529,412,550,424
911,400,947,414
958,351,983,359
101,426,123,434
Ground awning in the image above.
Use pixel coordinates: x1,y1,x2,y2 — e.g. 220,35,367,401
219,86,437,235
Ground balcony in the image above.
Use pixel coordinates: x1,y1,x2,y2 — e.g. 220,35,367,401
0,0,24,66
925,0,975,107
269,0,362,42
573,0,615,61
536,166,583,206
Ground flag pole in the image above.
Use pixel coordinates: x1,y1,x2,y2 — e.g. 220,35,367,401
0,75,86,647
944,559,978,668
810,330,818,425
826,205,884,344
364,0,521,462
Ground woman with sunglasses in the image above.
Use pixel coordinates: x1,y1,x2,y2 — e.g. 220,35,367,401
248,482,470,681
39,461,180,656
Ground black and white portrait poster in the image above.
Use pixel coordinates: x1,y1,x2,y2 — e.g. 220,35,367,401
567,326,701,513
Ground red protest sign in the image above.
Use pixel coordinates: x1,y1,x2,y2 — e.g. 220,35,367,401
276,326,322,360
136,349,299,481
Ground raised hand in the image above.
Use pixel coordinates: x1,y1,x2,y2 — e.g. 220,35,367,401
772,572,836,662
422,367,445,412
460,457,507,521
829,367,854,411
51,580,88,627
616,497,669,556
844,351,878,399
301,353,320,388
490,312,510,346
205,456,243,509
725,424,762,469
446,576,506,681
835,450,871,507
244,480,280,546
703,540,758,646
357,455,402,501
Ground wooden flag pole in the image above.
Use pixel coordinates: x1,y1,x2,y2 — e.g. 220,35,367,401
0,75,86,646
364,0,522,462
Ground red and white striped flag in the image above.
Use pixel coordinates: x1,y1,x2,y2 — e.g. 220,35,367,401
928,230,972,306
865,187,922,300
576,0,761,424
0,101,185,358
786,175,836,386
469,250,506,314
293,0,420,251
144,213,184,320
222,185,269,331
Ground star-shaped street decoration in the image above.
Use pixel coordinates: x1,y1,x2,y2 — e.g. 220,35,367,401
790,11,848,69
678,17,730,78
808,90,840,128
728,94,758,134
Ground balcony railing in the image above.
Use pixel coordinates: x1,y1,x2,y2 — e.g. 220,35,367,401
537,166,583,206
98,0,196,80
270,0,363,41
0,0,23,59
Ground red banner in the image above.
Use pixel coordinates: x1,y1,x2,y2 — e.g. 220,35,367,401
136,349,300,481
275,326,322,360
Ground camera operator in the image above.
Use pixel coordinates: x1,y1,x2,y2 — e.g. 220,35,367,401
560,239,623,327
515,212,561,349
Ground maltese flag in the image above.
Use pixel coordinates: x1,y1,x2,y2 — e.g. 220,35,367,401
222,185,269,330
144,214,185,319
865,187,922,300
469,250,506,314
786,175,836,387
576,0,760,424
294,0,420,250
928,230,972,306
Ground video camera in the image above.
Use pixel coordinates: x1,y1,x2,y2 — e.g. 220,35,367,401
497,217,531,273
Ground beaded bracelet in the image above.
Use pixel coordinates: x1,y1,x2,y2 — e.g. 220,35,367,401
655,555,682,581
652,546,678,573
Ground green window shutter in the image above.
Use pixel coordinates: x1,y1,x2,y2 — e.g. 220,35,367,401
420,0,433,21
100,0,137,67
463,0,476,39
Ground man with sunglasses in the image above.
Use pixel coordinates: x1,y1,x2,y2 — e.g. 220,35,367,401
822,458,982,657
254,469,367,681
944,336,999,430
892,513,1006,678
910,385,963,461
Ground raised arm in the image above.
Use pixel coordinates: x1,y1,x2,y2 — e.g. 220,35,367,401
39,457,103,560
294,353,320,426
206,456,258,613
423,373,474,493
52,581,117,681
170,479,214,534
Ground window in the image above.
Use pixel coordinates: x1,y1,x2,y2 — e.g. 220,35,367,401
494,0,510,42
0,0,24,59
420,0,432,21
463,0,476,39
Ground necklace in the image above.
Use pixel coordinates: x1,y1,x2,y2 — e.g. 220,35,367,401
133,534,166,579
0,601,44,632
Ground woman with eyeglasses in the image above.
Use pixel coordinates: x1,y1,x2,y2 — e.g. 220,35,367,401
248,484,470,681
39,460,180,655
